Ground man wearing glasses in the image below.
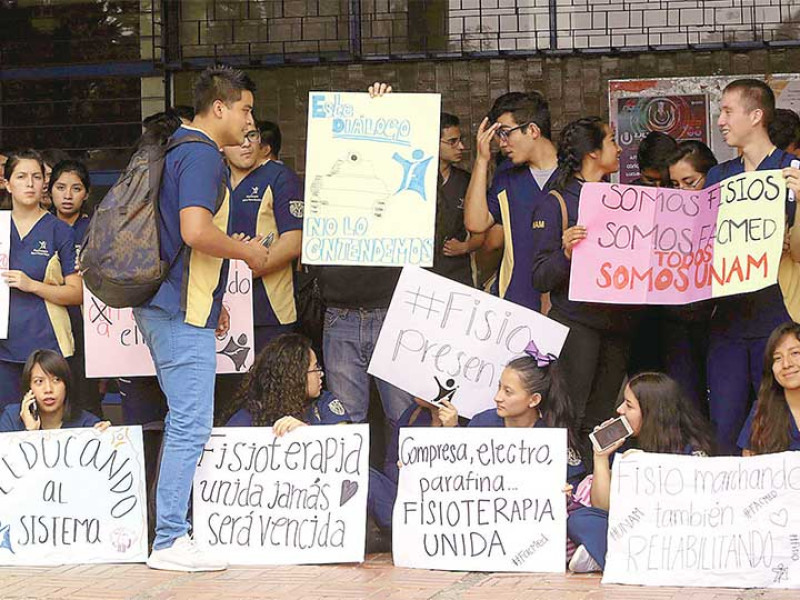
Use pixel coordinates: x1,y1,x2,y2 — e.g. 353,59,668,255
464,92,558,312
223,122,303,353
433,112,484,286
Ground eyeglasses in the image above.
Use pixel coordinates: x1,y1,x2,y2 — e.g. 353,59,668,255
496,122,530,142
440,136,464,147
307,367,324,374
244,130,261,143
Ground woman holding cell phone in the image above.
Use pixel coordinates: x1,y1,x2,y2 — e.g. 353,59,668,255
567,372,714,573
0,349,109,432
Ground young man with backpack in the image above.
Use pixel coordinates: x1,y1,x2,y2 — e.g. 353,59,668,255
134,66,269,571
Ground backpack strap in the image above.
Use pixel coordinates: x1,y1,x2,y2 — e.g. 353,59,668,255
548,189,569,233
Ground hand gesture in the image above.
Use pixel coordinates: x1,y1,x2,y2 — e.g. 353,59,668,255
476,117,499,163
438,399,459,428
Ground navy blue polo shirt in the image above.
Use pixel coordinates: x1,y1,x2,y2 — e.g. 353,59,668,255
0,212,76,362
738,402,800,451
226,390,351,426
0,403,100,432
704,149,795,339
487,164,556,311
229,160,302,327
144,126,231,329
67,214,90,339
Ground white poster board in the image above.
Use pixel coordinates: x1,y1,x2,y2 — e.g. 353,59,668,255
193,424,369,565
604,451,800,589
368,267,569,418
302,91,440,267
83,260,255,377
0,426,148,565
0,211,10,339
393,428,567,572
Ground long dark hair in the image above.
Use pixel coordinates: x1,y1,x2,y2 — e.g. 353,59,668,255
624,372,714,455
21,349,79,423
505,356,578,451
750,322,800,454
552,116,606,192
229,333,313,427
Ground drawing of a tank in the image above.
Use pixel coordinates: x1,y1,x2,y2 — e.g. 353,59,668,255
308,151,391,218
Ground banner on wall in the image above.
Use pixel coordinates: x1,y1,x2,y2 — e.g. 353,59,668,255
0,427,148,565
392,428,567,572
83,260,255,378
368,267,569,419
604,451,800,589
0,212,10,339
569,171,787,304
192,424,369,565
302,92,440,267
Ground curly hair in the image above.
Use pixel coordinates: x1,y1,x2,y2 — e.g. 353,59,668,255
552,116,606,192
231,333,313,427
749,322,800,454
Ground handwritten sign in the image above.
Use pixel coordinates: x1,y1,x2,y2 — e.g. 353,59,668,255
393,428,567,572
0,211,10,339
0,426,147,565
302,92,440,267
570,171,787,304
192,424,369,565
83,260,255,377
368,267,568,418
603,451,800,588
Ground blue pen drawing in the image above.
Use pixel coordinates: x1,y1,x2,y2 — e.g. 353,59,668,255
0,522,14,554
392,149,432,201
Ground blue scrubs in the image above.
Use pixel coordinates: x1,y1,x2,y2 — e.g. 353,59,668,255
0,403,100,432
705,149,796,454
737,402,800,452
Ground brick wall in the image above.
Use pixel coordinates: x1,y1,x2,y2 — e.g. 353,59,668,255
172,46,800,175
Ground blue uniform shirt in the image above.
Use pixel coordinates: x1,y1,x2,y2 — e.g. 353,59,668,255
738,402,800,451
225,390,351,426
145,126,231,329
229,160,303,327
0,213,76,362
67,214,90,339
704,149,795,339
0,403,100,432
487,164,556,311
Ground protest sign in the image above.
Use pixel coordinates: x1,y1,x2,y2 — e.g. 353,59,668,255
192,424,369,565
368,267,568,418
83,260,255,377
603,451,800,588
393,428,567,572
0,426,147,565
570,171,787,304
0,211,10,339
302,91,440,267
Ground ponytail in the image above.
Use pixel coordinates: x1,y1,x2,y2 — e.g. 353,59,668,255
553,116,606,192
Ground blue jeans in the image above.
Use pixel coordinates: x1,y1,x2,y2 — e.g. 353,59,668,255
133,306,216,550
322,308,413,426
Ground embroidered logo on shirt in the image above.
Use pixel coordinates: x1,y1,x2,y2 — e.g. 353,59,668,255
30,241,49,257
532,220,546,229
242,186,261,202
289,200,304,218
328,399,346,416
567,447,583,466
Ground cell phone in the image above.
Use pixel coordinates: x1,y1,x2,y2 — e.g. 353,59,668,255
28,398,39,421
589,415,633,453
790,159,800,203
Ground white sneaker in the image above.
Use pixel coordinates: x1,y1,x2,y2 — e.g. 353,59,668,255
147,535,228,572
568,544,602,573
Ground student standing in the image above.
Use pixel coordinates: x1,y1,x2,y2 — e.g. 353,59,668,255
133,66,269,572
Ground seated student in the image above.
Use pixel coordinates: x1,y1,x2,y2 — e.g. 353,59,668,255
738,322,800,455
224,333,350,432
566,372,714,572
0,349,109,432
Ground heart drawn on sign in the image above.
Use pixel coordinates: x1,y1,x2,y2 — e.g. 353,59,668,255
770,508,789,528
340,480,358,506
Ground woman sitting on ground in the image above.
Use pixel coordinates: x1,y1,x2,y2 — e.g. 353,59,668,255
0,349,110,432
225,333,350,434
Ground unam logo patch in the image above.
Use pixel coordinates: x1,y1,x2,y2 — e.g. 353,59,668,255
289,200,304,218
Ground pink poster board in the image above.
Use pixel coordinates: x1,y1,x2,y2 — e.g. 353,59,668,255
570,171,786,304
84,260,255,377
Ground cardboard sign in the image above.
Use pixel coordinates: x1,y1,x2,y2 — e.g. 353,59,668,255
0,426,147,565
393,428,567,572
0,211,10,339
604,451,800,588
368,267,569,419
302,92,440,267
192,424,369,565
570,171,787,304
83,260,255,377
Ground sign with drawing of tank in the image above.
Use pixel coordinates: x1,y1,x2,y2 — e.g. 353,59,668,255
302,92,441,267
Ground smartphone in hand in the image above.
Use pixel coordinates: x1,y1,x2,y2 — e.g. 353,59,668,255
589,415,633,453
29,398,39,422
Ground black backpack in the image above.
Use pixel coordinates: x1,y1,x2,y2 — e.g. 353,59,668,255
80,134,219,308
